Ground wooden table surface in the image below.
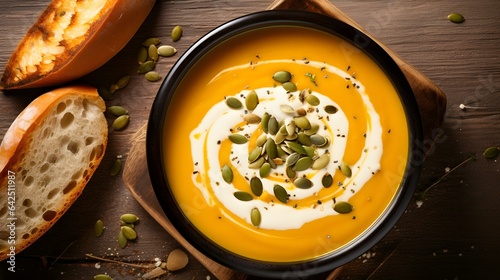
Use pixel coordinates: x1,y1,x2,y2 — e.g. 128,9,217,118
1,0,499,279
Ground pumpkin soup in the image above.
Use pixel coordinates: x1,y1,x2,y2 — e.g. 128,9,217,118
163,26,409,262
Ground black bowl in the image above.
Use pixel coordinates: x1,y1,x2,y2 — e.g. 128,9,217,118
147,10,423,279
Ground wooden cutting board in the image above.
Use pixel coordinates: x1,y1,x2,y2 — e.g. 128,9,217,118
123,0,447,279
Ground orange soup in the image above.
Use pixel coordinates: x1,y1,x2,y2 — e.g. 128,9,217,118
163,26,409,262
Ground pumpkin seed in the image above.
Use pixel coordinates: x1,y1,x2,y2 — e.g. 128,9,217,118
273,70,292,83
112,115,129,130
116,75,131,89
244,113,261,124
259,162,271,178
268,116,279,135
245,90,259,111
304,124,320,135
285,133,298,141
248,146,262,163
226,97,242,109
299,89,310,103
274,132,286,144
297,132,313,146
137,47,148,64
171,25,183,42
256,134,268,147
98,87,112,101
322,173,333,188
148,44,158,62
265,138,277,159
142,37,160,47
94,274,113,280
305,94,320,106
118,230,128,248
286,120,296,135
310,135,327,147
296,107,307,116
285,152,301,166
145,71,161,82
340,162,352,177
483,146,500,159
303,146,316,158
157,45,177,57
324,105,338,114
228,134,248,144
250,208,261,227
107,106,128,117
286,166,296,179
333,201,354,214
448,13,465,23
293,157,313,171
120,214,139,224
286,141,307,155
221,165,233,183
267,156,277,169
294,116,311,130
249,157,265,169
250,177,263,196
234,191,253,201
138,60,155,73
282,81,297,92
277,145,287,159
280,104,295,114
261,112,270,133
273,184,288,203
312,154,330,170
110,159,122,176
121,226,137,240
294,177,313,189
94,220,104,237
122,223,134,229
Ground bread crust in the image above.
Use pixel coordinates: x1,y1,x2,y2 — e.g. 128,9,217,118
0,0,156,90
0,85,107,260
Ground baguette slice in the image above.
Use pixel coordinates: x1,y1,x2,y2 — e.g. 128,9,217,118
0,0,156,90
0,85,107,260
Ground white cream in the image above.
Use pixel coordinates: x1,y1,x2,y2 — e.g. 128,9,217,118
190,60,383,230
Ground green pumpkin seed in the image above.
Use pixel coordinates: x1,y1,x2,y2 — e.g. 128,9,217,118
268,116,279,135
121,226,137,240
112,115,129,130
261,112,270,133
137,47,148,64
280,144,293,155
282,81,297,92
94,274,113,280
285,133,298,141
245,90,259,111
107,106,128,117
250,208,261,227
171,25,183,42
234,191,253,201
122,223,134,229
297,132,313,146
110,159,122,176
249,157,265,169
333,201,354,214
116,75,130,89
267,156,277,169
138,60,155,73
120,214,139,224
277,145,287,159
228,134,248,144
303,146,316,158
274,132,286,144
94,220,104,237
293,157,313,171
448,13,465,24
256,134,267,147
248,146,262,163
322,173,333,188
304,123,320,135
294,177,313,189
310,135,327,147
142,37,160,47
285,152,301,166
280,104,295,114
294,116,311,130
265,138,277,159
305,94,320,106
340,162,352,177
324,105,338,114
244,113,261,124
226,97,242,109
118,230,128,248
296,107,307,116
148,44,158,62
299,89,310,103
483,146,500,159
273,70,292,83
286,166,297,179
286,141,307,155
259,162,271,178
273,184,288,203
157,45,177,57
221,165,233,183
312,154,330,170
250,177,263,196
145,71,161,82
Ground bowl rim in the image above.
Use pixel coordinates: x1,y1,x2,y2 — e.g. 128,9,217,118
147,10,423,278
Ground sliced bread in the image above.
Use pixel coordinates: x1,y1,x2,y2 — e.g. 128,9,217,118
0,85,108,260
